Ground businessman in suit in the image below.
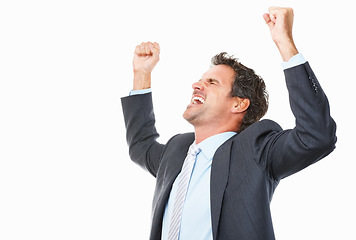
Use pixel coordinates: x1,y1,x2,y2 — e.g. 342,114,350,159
121,7,337,240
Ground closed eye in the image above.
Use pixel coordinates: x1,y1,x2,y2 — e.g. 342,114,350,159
207,78,219,85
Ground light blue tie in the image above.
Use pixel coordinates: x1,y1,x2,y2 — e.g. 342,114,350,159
168,143,201,240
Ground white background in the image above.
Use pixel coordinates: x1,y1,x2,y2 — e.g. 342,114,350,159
1,0,355,239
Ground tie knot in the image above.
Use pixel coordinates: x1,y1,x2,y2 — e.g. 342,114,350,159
188,143,201,156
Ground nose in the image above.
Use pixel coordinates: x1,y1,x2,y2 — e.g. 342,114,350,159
192,80,204,91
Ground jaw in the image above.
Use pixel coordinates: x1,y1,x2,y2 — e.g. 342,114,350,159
183,104,203,125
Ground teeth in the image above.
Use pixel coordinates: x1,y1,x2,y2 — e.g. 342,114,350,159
192,96,205,104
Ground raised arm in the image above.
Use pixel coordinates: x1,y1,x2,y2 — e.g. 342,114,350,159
121,42,164,177
259,7,337,180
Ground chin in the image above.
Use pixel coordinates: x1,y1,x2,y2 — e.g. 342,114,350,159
182,110,190,122
183,112,199,126
183,110,192,123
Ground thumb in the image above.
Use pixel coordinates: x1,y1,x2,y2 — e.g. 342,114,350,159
263,13,274,29
151,42,160,62
150,42,160,55
152,42,160,55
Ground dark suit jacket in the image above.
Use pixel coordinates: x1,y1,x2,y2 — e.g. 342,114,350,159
121,62,337,240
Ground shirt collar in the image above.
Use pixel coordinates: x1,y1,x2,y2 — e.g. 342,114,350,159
197,132,237,160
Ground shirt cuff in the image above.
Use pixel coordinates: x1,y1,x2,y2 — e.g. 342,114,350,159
281,53,307,70
129,88,152,96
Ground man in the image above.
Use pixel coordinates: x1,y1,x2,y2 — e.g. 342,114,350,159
121,7,337,240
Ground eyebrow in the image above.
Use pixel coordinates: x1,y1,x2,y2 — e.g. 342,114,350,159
200,78,220,84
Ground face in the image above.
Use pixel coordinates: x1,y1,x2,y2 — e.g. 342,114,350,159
183,64,236,127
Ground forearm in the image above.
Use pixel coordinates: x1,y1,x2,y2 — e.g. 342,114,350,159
121,92,164,177
285,62,337,148
270,62,337,180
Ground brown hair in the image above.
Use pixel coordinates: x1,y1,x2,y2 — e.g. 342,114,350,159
211,52,269,132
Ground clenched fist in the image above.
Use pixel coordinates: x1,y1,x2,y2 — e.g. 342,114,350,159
132,42,160,90
133,42,160,74
263,7,298,61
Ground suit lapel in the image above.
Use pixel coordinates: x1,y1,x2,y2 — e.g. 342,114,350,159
210,139,233,240
166,138,194,188
150,135,194,239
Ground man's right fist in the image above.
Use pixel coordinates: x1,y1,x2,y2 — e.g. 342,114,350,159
133,42,160,74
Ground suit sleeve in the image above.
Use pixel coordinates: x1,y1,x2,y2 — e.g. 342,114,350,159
262,62,337,181
121,92,164,177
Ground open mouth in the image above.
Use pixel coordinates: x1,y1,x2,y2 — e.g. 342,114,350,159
191,96,205,104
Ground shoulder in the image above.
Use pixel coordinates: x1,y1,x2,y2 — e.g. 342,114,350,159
230,119,285,153
166,132,195,149
238,119,283,139
156,133,195,160
158,133,195,168
225,119,284,153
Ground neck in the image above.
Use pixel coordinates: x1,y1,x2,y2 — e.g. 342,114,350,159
194,124,238,144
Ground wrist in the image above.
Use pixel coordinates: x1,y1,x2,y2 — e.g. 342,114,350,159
133,72,151,90
276,39,299,62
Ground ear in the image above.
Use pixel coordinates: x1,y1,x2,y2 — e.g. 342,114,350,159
232,98,250,113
